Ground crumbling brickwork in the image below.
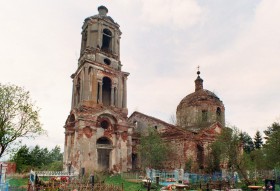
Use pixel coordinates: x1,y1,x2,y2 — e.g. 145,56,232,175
63,6,132,174
63,6,225,174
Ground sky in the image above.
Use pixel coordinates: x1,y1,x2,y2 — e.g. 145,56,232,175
1,0,280,153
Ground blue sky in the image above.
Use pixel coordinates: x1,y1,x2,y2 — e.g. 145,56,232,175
0,0,280,152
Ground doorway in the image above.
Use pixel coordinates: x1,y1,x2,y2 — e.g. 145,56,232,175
97,149,111,171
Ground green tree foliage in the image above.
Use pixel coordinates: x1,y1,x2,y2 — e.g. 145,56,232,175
207,127,241,171
207,127,252,185
10,145,31,172
263,122,280,169
249,149,266,170
0,84,44,158
254,130,263,149
205,140,222,173
10,144,63,172
239,132,254,153
138,128,172,169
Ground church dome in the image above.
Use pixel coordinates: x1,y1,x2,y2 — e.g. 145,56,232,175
176,71,225,129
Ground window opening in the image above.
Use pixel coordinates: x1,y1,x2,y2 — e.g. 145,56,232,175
97,82,100,103
88,67,92,74
97,137,111,145
101,29,112,52
81,29,88,54
202,110,208,122
101,120,109,129
197,144,204,169
76,78,81,104
69,114,75,122
102,77,111,106
216,107,222,122
104,58,111,65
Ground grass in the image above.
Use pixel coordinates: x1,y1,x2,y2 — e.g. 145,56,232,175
6,177,28,187
105,175,146,191
11,173,280,191
6,173,151,191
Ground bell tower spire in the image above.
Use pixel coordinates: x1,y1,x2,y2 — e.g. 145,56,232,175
195,66,203,91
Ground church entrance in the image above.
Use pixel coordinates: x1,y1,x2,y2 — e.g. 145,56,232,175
97,149,111,171
96,137,113,171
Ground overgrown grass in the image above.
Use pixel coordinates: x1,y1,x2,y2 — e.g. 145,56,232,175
105,175,143,191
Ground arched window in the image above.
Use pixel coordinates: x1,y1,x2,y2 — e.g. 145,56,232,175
76,78,81,104
216,107,222,122
97,137,111,145
102,77,111,106
101,29,112,52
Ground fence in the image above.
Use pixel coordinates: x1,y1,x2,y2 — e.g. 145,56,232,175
120,171,145,182
0,183,8,191
35,171,75,177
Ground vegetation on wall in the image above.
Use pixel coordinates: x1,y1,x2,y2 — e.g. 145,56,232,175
138,128,174,170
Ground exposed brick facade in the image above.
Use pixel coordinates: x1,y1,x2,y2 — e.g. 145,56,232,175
63,6,225,174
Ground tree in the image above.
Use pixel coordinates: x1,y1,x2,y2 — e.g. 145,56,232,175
239,131,254,153
0,84,44,158
254,131,263,149
10,145,31,172
49,146,63,162
205,140,222,173
138,128,172,169
207,127,253,185
11,144,63,172
209,127,242,170
249,149,266,170
263,122,280,169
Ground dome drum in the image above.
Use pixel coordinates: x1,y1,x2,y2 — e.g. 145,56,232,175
176,73,225,129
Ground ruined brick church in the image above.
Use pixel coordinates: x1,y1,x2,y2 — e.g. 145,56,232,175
63,6,225,174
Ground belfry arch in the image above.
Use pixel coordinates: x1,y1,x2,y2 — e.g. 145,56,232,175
102,77,111,106
101,28,112,52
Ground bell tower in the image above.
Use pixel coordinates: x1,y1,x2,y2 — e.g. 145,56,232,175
64,6,132,173
72,5,127,110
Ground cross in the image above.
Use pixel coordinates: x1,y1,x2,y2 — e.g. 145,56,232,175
197,65,200,71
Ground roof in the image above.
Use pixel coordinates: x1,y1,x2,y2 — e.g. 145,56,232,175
128,111,194,137
129,111,177,128
84,6,118,26
177,89,224,110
